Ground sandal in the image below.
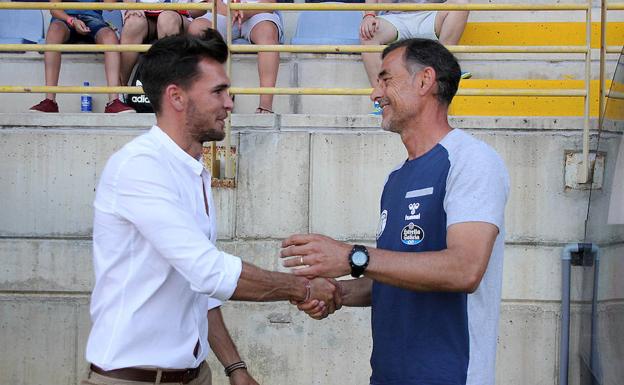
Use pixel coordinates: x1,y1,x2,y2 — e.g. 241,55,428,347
255,106,274,114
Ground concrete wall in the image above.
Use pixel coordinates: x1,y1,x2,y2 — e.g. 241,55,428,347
1,113,623,385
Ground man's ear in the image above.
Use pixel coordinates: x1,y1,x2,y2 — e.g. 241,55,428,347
164,84,186,112
418,67,437,96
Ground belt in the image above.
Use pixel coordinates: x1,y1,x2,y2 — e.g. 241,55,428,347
90,362,204,384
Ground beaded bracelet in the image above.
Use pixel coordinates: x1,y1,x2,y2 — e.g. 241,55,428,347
297,279,311,304
224,361,247,377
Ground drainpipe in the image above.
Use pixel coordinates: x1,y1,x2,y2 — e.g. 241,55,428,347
560,244,578,385
589,245,601,385
560,243,599,385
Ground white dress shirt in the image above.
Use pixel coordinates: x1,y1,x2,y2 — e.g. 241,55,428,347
86,126,242,370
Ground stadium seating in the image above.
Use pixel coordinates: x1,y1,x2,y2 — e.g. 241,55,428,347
291,9,362,45
0,10,45,44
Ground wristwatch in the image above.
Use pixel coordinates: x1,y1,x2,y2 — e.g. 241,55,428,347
348,244,370,278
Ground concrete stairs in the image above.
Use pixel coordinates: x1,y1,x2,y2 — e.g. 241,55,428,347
0,3,622,115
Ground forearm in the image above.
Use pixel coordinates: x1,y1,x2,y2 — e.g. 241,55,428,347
338,278,372,307
207,307,243,367
51,10,71,21
231,262,308,302
50,0,70,22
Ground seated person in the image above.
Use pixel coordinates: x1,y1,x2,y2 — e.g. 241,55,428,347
188,0,283,114
360,0,470,88
120,0,205,85
29,0,134,113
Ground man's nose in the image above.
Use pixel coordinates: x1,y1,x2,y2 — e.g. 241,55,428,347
370,84,382,103
224,93,234,111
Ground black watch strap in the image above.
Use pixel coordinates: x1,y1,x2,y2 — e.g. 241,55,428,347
349,244,370,278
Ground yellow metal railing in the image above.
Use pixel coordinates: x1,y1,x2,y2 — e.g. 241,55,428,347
0,2,623,183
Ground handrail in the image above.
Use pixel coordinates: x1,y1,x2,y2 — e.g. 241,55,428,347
0,86,587,97
0,44,596,54
0,2,592,11
229,3,590,11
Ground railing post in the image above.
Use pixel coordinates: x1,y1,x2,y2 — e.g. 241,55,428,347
599,0,607,125
225,0,234,180
579,0,592,183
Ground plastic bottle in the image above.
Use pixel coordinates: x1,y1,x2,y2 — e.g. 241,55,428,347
81,81,92,112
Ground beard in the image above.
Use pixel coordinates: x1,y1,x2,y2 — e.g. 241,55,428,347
186,99,226,143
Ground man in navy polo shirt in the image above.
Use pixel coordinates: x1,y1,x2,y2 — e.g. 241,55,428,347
281,38,509,385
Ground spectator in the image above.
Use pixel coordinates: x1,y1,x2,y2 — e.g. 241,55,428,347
188,0,283,114
120,0,206,85
29,0,135,113
360,0,470,89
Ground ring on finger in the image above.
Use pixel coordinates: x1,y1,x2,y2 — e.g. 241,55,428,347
300,256,304,266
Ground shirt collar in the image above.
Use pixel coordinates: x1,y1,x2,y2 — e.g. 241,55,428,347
149,125,205,176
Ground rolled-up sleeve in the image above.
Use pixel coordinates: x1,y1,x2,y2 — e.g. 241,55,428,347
112,153,242,301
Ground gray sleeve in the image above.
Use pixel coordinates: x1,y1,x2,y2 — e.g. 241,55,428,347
443,142,510,230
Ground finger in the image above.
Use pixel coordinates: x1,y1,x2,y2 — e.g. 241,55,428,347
304,303,326,316
296,299,319,311
281,234,314,248
292,264,322,277
280,244,314,259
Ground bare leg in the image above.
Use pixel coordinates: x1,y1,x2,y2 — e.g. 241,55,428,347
95,28,121,102
435,0,469,45
359,17,398,87
43,21,71,101
156,11,186,38
188,17,213,37
249,20,279,112
120,14,149,85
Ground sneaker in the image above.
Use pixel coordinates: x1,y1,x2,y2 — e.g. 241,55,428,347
29,98,59,113
460,71,472,80
370,101,383,116
104,98,136,113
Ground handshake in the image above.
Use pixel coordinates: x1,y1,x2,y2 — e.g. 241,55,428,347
280,233,358,320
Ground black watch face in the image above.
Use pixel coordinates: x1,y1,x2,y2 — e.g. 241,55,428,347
352,250,368,266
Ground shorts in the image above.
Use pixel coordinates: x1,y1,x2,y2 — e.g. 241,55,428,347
51,14,110,43
377,11,438,42
197,11,284,44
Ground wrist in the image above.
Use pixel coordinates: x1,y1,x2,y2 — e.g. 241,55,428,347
296,277,311,303
363,12,376,19
224,361,247,377
66,16,75,27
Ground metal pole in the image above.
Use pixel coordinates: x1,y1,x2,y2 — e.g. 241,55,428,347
579,0,592,183
225,0,234,180
599,0,607,126
560,244,578,385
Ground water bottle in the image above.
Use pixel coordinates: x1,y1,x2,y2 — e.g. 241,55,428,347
81,81,92,112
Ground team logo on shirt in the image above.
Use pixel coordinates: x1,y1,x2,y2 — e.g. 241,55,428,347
405,202,421,220
401,222,424,245
376,210,388,240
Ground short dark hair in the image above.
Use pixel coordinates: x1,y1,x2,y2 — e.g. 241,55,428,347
382,38,461,106
141,31,228,114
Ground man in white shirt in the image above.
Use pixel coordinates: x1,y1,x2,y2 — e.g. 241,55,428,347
83,31,339,385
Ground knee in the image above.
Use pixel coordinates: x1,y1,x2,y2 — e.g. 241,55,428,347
188,19,212,37
97,28,119,44
46,21,67,43
252,21,278,44
121,17,147,42
157,11,182,35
